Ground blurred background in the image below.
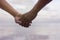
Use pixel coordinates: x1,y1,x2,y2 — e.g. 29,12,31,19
0,0,60,40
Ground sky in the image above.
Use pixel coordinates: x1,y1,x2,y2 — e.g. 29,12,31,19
0,0,60,40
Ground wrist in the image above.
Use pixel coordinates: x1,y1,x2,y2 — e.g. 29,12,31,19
24,11,38,20
15,13,22,17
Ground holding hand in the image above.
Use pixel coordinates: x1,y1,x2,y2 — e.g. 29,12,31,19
15,14,32,27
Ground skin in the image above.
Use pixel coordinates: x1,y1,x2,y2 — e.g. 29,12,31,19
22,0,52,27
0,0,31,27
24,0,52,21
0,0,52,27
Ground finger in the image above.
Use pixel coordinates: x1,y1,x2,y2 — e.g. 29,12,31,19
20,19,28,26
24,23,30,27
16,20,22,24
19,21,25,26
19,22,30,27
21,20,32,27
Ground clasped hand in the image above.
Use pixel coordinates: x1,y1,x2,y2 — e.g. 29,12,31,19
15,13,32,27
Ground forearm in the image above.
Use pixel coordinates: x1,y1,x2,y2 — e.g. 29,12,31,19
0,0,21,17
30,0,52,14
25,0,52,20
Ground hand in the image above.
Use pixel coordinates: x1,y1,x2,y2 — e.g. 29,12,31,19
23,11,38,22
15,14,32,27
